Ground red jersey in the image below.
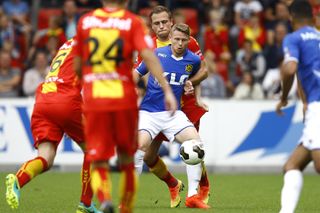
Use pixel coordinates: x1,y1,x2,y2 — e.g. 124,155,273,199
74,7,153,112
35,39,82,104
135,36,206,123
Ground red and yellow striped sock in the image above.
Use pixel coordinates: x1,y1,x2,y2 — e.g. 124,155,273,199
149,157,177,188
16,156,48,188
80,156,93,207
119,163,137,213
91,167,111,203
199,162,209,187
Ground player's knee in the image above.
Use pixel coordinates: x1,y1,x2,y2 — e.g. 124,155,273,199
314,163,320,174
283,162,299,173
138,131,152,152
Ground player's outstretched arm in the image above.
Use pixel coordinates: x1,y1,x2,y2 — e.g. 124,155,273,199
188,60,208,86
276,61,297,115
140,48,177,114
195,85,209,112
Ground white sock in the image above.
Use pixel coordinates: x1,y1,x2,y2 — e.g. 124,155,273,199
186,163,202,197
280,169,303,213
134,150,145,175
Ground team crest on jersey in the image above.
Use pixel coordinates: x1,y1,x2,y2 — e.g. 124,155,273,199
185,64,193,73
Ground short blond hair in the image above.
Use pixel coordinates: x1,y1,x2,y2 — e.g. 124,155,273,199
171,23,190,37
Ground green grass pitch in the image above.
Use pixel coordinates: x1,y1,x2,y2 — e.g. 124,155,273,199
0,172,319,213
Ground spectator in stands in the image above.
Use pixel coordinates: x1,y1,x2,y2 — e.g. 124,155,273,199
238,13,266,52
204,9,230,81
28,16,65,65
236,39,266,84
32,16,66,51
229,0,263,56
0,14,15,51
232,71,264,100
265,2,292,33
45,36,59,62
172,9,186,24
263,22,297,99
22,51,49,97
0,50,21,97
315,10,320,30
76,0,101,8
0,14,27,69
210,0,235,27
234,0,263,27
61,0,80,39
201,51,226,99
2,0,29,26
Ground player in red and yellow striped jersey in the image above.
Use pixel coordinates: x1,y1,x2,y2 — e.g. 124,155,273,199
73,1,177,213
134,5,210,209
5,39,100,213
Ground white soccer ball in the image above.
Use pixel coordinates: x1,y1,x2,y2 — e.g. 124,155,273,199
179,140,205,165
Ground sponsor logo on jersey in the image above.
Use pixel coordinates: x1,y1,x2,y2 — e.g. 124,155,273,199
59,39,75,50
185,64,193,73
300,32,320,41
158,53,167,58
82,16,132,31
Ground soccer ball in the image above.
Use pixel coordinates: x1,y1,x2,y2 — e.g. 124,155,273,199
179,140,205,165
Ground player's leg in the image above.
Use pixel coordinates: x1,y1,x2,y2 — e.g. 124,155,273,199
312,150,320,174
194,120,210,204
134,130,152,174
144,138,184,208
115,109,139,213
64,107,99,213
134,110,160,174
280,145,311,213
84,111,114,213
76,142,100,213
198,161,210,203
174,126,210,209
6,142,55,209
6,103,61,209
117,152,137,213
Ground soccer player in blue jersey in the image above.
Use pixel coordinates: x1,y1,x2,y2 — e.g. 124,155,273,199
276,1,320,212
135,23,210,209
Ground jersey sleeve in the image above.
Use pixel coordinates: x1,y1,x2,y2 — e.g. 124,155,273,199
135,61,148,76
188,37,204,60
133,53,143,69
132,17,154,52
192,57,201,76
283,34,299,64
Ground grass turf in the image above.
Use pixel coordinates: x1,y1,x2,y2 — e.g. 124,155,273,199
0,172,319,213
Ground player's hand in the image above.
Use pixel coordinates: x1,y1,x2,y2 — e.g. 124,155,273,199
196,99,209,112
164,91,177,116
276,99,288,116
184,80,194,95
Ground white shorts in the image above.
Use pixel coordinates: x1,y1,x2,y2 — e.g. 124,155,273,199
299,102,320,150
138,110,194,142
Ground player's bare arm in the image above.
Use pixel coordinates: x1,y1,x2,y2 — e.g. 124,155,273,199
297,78,307,121
276,61,297,115
140,48,177,113
195,86,209,112
188,60,208,86
74,56,82,79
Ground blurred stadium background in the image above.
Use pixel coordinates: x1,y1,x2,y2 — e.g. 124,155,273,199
0,0,319,212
